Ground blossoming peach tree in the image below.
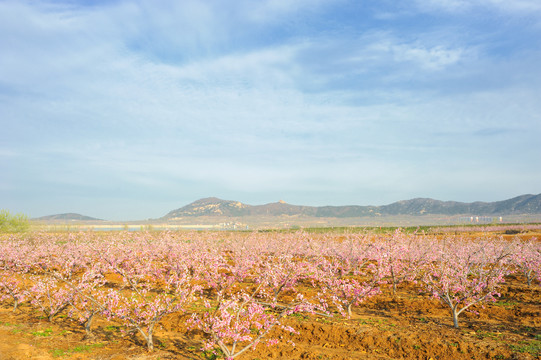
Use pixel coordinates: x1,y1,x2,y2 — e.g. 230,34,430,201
422,237,513,328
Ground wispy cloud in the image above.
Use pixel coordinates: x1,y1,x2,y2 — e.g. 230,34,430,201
392,44,464,70
473,127,514,137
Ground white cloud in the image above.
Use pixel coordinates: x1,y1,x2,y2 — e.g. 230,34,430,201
171,44,304,89
392,44,464,70
346,34,467,71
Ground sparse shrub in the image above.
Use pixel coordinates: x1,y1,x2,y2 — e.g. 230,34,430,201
0,209,30,233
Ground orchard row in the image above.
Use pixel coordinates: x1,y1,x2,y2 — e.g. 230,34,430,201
0,230,539,359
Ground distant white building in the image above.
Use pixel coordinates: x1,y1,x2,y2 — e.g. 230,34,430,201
458,216,502,224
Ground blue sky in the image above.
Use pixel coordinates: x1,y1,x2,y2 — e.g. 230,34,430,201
1,0,540,220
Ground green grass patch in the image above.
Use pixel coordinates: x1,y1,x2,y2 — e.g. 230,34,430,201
518,326,537,334
31,328,53,337
291,312,309,321
200,348,225,360
51,343,104,357
509,338,541,356
0,321,25,334
104,325,121,332
11,326,24,334
315,317,332,324
357,318,387,326
475,330,503,340
493,300,518,309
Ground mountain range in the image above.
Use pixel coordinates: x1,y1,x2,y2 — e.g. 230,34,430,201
163,193,541,220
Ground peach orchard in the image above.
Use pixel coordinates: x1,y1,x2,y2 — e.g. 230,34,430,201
0,230,539,359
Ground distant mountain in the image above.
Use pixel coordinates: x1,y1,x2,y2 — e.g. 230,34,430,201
380,194,541,216
163,194,541,219
33,213,104,221
164,197,251,218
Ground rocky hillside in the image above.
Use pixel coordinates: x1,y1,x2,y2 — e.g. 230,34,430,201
163,193,541,219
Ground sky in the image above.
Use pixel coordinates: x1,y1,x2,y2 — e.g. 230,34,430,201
1,0,541,221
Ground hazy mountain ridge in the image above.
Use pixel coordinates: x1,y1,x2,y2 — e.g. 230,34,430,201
33,213,104,221
164,194,541,219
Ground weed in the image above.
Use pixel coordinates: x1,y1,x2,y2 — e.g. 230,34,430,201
291,312,309,321
519,326,536,333
51,349,64,357
51,343,104,357
359,318,385,325
11,326,24,334
475,330,503,340
509,339,541,356
104,325,121,332
73,344,104,352
32,328,53,337
316,317,332,324
494,301,518,309
201,349,224,360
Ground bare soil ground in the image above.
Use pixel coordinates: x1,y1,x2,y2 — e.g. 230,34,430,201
0,232,539,360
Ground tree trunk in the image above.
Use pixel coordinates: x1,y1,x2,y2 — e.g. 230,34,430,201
452,309,459,328
391,266,397,297
85,312,95,336
146,325,155,352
